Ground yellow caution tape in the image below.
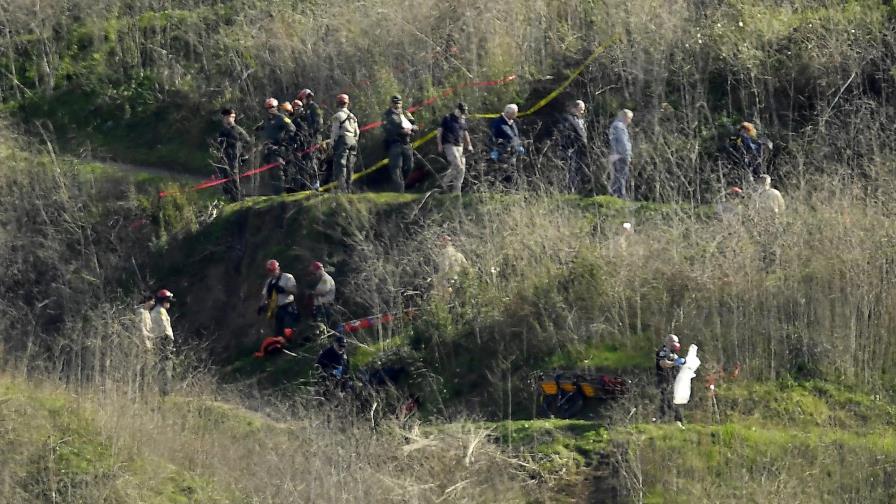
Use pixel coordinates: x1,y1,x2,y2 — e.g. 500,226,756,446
319,34,619,189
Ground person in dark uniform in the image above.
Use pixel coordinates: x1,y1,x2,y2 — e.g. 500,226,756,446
382,95,418,193
654,333,685,426
255,98,296,195
216,108,251,201
316,335,350,378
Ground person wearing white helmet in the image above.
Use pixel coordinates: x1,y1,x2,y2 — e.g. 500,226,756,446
330,94,360,192
151,289,176,395
654,333,685,426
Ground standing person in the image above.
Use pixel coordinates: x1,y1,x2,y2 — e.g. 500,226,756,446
735,122,763,180
559,100,589,193
434,235,469,294
256,97,296,195
289,99,318,190
382,95,418,193
755,174,786,216
298,89,325,190
151,289,175,396
654,333,685,427
489,104,524,163
297,89,324,141
608,109,634,199
329,94,360,192
216,108,251,202
257,259,299,337
309,261,336,327
134,294,155,393
437,102,473,194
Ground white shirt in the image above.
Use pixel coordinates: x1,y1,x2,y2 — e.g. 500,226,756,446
150,305,173,342
138,306,154,349
313,271,336,305
261,273,298,306
756,188,786,215
400,112,413,130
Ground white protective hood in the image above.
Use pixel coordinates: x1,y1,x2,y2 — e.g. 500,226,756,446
673,344,701,405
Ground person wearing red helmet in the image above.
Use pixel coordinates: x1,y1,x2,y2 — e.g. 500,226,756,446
255,97,296,195
151,289,176,395
654,333,685,426
309,261,336,326
329,94,359,192
258,259,299,336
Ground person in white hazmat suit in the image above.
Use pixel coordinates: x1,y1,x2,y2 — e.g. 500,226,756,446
654,334,686,426
673,344,701,407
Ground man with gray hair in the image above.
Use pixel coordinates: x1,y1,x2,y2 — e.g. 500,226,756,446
558,100,589,193
489,103,524,163
608,109,634,199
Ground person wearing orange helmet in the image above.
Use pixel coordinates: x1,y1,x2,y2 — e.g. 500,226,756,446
257,259,299,336
329,94,360,192
151,289,176,395
255,97,296,195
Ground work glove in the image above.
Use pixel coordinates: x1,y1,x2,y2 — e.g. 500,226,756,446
515,145,526,155
489,149,500,162
257,304,266,316
675,357,686,367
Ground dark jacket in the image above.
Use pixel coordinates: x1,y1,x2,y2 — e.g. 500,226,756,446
317,346,350,377
559,113,588,149
655,345,679,388
439,113,468,147
490,115,520,147
304,101,324,139
217,124,251,164
259,112,296,145
382,108,417,146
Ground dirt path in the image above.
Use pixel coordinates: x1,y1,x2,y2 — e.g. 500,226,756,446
101,161,205,182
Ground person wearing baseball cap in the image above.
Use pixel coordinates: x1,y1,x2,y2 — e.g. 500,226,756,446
382,94,418,192
151,289,176,395
437,102,473,194
654,333,686,426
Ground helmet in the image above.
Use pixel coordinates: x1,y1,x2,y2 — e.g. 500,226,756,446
309,261,323,272
335,94,349,105
279,101,293,114
264,97,278,109
156,289,175,302
297,89,314,101
391,94,403,104
266,259,280,273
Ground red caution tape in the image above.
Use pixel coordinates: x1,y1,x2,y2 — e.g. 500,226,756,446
159,73,517,197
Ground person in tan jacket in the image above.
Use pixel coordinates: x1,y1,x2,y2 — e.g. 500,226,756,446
150,289,175,395
755,174,786,216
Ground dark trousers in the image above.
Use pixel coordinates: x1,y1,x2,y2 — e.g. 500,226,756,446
610,157,630,199
274,303,300,337
313,304,334,328
332,139,357,192
219,156,242,202
566,148,587,194
263,144,285,195
388,143,414,193
658,384,683,422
